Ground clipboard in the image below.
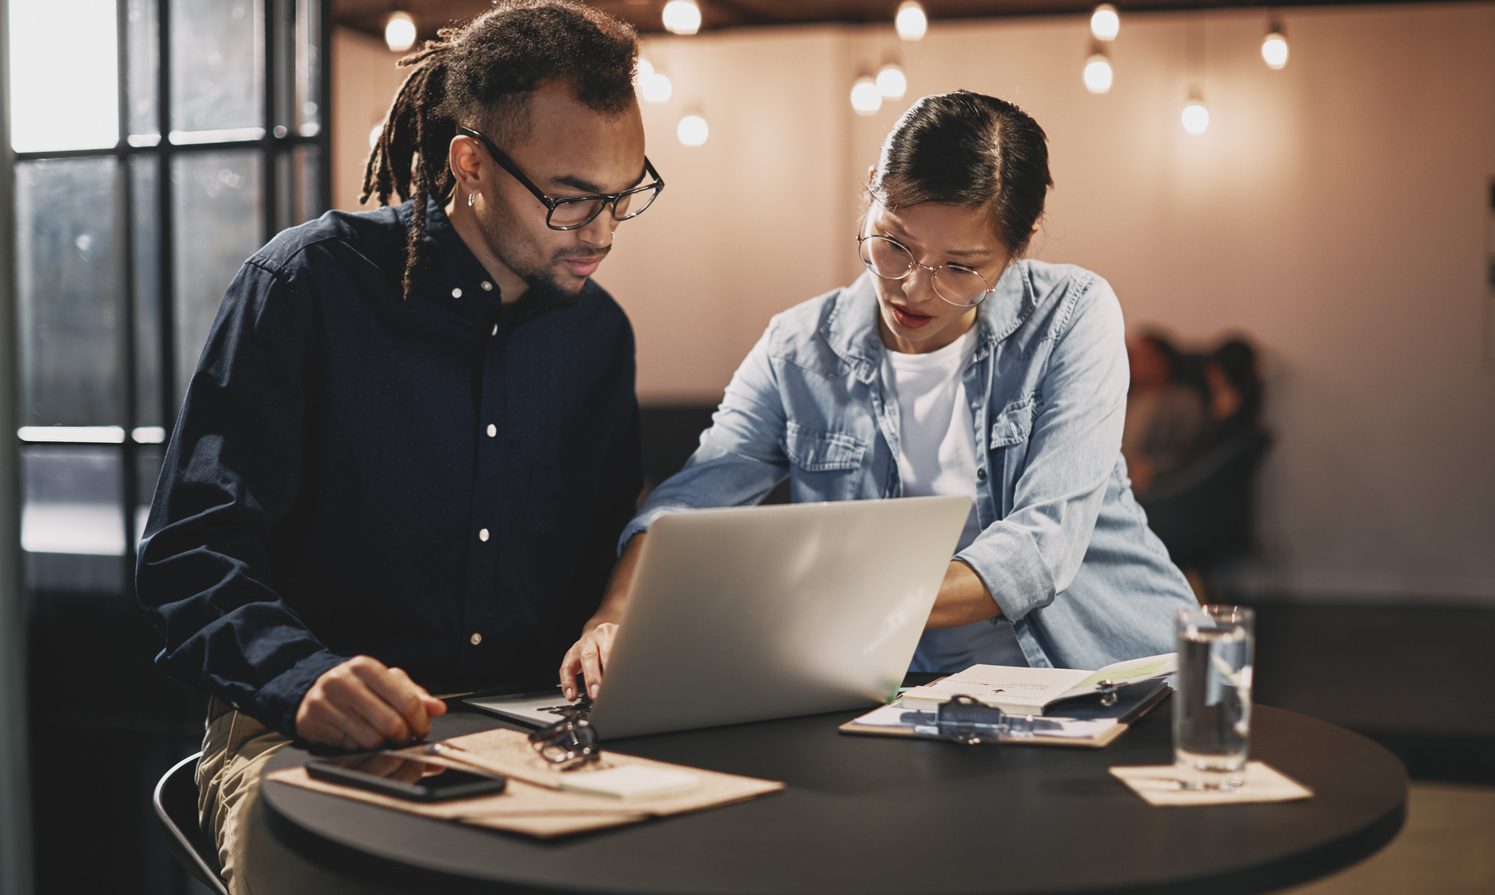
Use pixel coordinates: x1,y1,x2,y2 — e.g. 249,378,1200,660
839,682,1170,748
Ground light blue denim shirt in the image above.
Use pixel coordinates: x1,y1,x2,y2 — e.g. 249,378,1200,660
622,261,1197,672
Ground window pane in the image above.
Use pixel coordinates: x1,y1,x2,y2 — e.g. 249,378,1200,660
21,447,128,594
293,145,323,226
7,0,119,152
170,0,264,140
15,159,124,426
296,0,321,134
273,147,322,233
21,447,125,556
132,158,163,427
126,0,160,141
171,150,263,401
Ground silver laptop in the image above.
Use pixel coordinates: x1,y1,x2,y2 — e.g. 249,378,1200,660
466,495,970,739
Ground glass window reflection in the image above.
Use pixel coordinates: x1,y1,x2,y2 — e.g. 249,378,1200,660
169,0,265,140
15,159,124,426
171,151,263,401
8,0,119,152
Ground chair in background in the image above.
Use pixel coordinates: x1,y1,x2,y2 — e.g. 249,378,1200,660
1141,428,1273,600
152,751,228,895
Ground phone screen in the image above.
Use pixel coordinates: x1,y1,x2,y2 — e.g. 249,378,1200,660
308,753,506,800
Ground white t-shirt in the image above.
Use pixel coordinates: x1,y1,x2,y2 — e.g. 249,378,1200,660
880,326,1027,670
880,327,982,546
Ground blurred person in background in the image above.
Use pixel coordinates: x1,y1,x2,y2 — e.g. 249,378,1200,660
1192,337,1263,457
1140,335,1270,598
1122,330,1205,497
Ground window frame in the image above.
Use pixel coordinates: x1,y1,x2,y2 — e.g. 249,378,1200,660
11,0,332,593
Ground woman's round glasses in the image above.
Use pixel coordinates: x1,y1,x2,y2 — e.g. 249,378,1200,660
857,234,995,308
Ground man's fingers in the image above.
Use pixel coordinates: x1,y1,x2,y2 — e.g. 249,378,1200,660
315,696,385,750
324,671,412,743
361,665,431,739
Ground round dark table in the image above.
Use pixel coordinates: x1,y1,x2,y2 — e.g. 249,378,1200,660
263,703,1406,895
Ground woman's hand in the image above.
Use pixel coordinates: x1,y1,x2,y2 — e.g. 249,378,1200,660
558,621,618,701
557,533,647,700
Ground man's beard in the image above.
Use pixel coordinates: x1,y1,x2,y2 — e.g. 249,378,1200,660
515,263,584,309
480,213,598,310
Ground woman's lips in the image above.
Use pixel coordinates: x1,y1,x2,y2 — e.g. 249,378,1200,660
890,303,934,329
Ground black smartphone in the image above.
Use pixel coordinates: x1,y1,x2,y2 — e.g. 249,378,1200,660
305,752,507,802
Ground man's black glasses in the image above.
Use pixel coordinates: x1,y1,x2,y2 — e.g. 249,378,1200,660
458,125,664,231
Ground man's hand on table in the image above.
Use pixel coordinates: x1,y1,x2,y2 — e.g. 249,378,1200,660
294,656,447,750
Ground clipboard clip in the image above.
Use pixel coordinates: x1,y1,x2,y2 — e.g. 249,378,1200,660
899,694,1053,745
1095,679,1121,708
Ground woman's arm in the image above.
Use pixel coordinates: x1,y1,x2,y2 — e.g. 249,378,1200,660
953,273,1130,625
559,321,792,699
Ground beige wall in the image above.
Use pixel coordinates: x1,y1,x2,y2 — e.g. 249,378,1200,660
333,4,1495,602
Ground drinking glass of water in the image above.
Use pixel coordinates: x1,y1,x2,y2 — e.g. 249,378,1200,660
1173,605,1254,790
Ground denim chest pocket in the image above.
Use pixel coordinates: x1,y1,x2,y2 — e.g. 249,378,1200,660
988,397,1035,518
782,421,867,472
989,397,1035,448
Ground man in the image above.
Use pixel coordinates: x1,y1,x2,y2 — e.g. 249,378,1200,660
136,3,655,890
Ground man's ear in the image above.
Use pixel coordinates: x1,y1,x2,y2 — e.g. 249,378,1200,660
449,135,483,193
866,165,876,185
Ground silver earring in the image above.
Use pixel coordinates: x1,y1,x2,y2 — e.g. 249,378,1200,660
467,191,479,208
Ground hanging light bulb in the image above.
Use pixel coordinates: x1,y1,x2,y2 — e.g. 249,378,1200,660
662,0,702,36
850,75,883,116
368,122,383,150
384,11,417,53
1181,95,1210,135
1261,24,1289,70
1089,4,1120,42
895,2,928,41
876,62,908,99
1083,52,1113,94
642,70,673,104
637,56,655,84
677,113,709,147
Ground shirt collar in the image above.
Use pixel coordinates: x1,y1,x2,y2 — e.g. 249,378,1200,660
823,262,1037,382
396,197,504,318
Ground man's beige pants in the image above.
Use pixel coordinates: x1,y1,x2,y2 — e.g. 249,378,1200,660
196,698,406,894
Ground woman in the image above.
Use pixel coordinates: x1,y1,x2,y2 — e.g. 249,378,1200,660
560,90,1196,701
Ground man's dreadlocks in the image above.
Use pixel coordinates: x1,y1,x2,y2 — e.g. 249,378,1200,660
360,0,638,301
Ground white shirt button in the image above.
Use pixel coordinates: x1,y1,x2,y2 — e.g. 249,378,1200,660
451,287,463,299
491,323,498,337
480,280,494,292
469,632,483,646
486,424,497,438
478,528,490,542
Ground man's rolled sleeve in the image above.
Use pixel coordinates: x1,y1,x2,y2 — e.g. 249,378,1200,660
137,259,338,736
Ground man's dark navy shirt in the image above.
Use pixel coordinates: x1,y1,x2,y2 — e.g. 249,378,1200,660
136,200,642,736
